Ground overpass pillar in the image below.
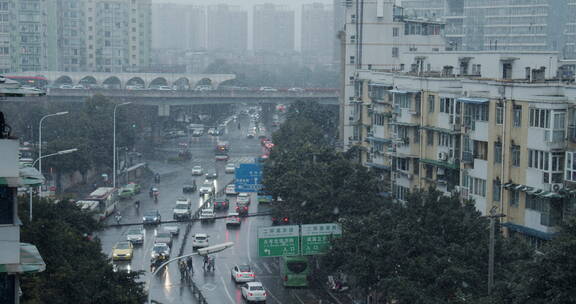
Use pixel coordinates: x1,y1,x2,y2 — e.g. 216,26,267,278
158,104,170,117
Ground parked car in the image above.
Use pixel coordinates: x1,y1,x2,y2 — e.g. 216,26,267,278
143,210,161,225
241,282,267,303
213,197,230,210
192,233,209,249
112,241,134,261
126,227,145,245
231,264,255,283
225,163,236,174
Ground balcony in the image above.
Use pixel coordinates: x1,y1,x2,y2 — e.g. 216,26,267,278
0,139,19,178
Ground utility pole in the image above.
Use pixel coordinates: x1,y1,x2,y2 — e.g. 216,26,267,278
487,206,505,297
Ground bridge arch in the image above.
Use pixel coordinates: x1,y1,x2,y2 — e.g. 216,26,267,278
149,77,168,88
195,78,212,88
103,76,122,89
54,75,73,86
218,78,237,89
79,76,98,87
173,77,190,90
126,77,145,88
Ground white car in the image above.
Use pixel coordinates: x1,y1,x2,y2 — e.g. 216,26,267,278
151,243,171,259
199,208,215,221
192,233,209,249
191,165,203,175
225,184,237,195
225,163,236,174
241,282,267,302
288,87,305,92
176,197,191,206
126,227,144,244
231,264,255,283
199,181,215,195
237,193,251,205
157,86,173,91
259,86,277,92
173,203,191,220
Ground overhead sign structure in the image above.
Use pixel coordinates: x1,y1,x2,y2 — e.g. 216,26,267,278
235,163,263,192
257,225,300,257
301,223,342,255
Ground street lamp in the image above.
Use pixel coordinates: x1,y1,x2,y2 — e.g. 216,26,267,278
113,102,131,189
147,242,234,304
38,111,69,176
29,148,78,221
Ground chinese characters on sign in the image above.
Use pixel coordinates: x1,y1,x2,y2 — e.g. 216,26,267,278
235,163,263,192
301,223,342,255
257,223,343,257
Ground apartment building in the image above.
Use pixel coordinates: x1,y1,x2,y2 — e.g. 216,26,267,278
401,0,573,57
46,0,87,72
301,3,333,57
341,0,445,150
350,50,576,246
0,103,45,302
206,4,247,51
151,4,206,51
253,4,295,52
16,0,48,72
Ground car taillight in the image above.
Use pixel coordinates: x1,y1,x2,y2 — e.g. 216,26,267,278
283,217,289,222
248,293,253,297
237,274,242,278
244,207,248,211
249,273,255,277
263,292,267,297
284,275,288,281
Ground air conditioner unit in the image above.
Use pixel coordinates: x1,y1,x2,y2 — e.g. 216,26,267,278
366,104,373,110
551,183,564,192
406,173,413,180
438,152,448,161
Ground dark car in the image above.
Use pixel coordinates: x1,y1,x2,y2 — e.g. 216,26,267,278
142,210,161,225
272,216,290,226
182,182,197,193
205,170,218,180
235,202,249,217
213,197,230,210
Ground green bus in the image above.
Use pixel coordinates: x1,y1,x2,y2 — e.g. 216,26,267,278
280,256,310,287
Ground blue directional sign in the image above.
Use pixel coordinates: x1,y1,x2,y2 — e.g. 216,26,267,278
235,163,263,192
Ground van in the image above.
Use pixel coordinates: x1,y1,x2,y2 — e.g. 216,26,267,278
199,208,215,221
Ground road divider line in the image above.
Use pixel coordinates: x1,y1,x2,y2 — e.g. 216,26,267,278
247,216,253,263
266,287,283,304
292,290,306,304
262,261,273,274
219,276,236,304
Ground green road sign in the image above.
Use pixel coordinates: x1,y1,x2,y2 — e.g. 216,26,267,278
301,223,342,255
258,225,300,257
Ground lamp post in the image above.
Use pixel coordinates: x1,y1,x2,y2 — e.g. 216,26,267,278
29,148,78,221
38,111,68,177
113,102,131,189
147,242,233,304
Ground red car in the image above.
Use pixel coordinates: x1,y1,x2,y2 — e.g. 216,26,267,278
213,198,229,210
236,203,249,216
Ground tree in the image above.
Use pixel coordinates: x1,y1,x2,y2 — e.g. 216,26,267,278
505,218,576,304
18,198,146,304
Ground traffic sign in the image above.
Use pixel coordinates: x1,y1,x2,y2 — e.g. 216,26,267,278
301,223,342,255
235,163,263,192
258,225,300,257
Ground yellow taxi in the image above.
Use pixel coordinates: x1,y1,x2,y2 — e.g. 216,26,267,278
112,241,134,261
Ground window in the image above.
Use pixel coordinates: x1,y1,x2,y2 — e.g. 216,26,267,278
393,184,409,201
438,133,451,147
496,105,503,125
513,105,522,127
529,108,550,128
393,27,399,37
428,95,435,113
474,140,488,160
427,130,434,146
494,142,502,163
414,128,420,143
510,190,519,206
439,97,453,114
350,56,355,64
493,180,501,202
566,151,576,182
425,164,433,179
528,149,550,170
397,158,409,171
373,113,385,126
392,47,399,58
470,177,486,197
511,145,521,167
395,93,410,108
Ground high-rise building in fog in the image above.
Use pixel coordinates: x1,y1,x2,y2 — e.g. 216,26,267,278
253,4,295,52
301,3,333,57
86,0,151,73
46,0,88,72
152,4,206,51
207,4,247,51
15,0,48,72
401,0,572,57
332,0,346,63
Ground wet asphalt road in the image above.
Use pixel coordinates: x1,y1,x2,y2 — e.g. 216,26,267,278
96,113,327,304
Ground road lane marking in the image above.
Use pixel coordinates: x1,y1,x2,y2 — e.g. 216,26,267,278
247,215,253,263
292,290,306,304
220,275,236,304
252,262,263,273
265,287,283,304
262,261,273,274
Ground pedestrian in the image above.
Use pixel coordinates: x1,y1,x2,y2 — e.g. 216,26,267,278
186,256,194,274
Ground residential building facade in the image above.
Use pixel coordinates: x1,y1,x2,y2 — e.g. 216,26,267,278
253,4,295,52
151,4,206,51
206,4,247,51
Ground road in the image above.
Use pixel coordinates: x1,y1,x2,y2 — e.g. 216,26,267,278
96,112,329,304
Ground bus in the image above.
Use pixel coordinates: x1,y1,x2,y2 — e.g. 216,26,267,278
280,256,310,287
85,187,118,221
5,76,48,89
75,200,101,221
257,190,273,203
